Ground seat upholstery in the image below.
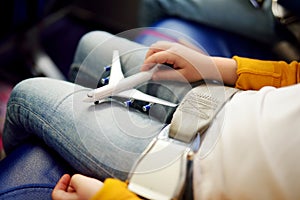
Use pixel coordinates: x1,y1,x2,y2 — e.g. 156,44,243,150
135,18,277,60
0,142,74,200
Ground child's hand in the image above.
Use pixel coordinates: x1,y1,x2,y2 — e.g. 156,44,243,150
52,174,103,200
141,41,217,83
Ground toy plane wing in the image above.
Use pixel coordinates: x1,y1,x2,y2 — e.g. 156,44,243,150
118,89,177,108
109,50,124,84
83,50,177,110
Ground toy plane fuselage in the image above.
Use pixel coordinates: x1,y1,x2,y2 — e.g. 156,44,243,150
83,50,177,108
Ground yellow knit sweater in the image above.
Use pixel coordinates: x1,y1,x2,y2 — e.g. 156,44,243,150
234,56,300,90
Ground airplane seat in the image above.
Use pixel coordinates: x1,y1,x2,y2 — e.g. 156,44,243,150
135,17,278,60
0,141,75,200
0,1,299,199
136,0,300,62
0,0,74,80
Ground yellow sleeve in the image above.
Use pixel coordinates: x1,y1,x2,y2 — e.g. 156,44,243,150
90,178,141,200
233,56,300,90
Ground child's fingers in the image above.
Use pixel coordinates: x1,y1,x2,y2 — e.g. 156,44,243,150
152,69,186,81
145,41,175,59
143,51,177,69
54,174,71,191
52,174,78,200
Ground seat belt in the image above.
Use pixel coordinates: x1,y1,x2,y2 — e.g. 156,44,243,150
127,83,239,200
169,83,239,143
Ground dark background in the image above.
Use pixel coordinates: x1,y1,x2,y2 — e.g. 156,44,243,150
0,0,141,149
0,0,141,83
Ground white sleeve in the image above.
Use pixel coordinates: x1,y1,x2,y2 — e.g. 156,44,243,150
194,84,300,200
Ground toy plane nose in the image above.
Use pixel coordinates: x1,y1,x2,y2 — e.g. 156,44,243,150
87,91,94,97
83,92,95,102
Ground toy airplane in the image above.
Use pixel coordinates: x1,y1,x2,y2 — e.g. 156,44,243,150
83,50,177,111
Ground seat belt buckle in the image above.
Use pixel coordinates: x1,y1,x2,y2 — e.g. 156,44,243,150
127,125,197,200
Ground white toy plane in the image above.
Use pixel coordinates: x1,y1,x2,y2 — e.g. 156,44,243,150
83,50,177,111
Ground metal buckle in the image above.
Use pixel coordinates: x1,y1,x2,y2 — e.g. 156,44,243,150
127,125,199,200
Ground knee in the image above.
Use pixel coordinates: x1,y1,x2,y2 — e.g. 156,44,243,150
9,78,39,100
4,78,43,127
80,31,113,45
69,31,115,82
8,78,44,103
74,31,113,62
9,77,70,104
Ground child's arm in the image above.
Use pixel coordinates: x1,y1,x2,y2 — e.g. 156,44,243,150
142,41,300,90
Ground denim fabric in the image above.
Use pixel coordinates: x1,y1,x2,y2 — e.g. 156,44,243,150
0,186,54,200
3,31,191,181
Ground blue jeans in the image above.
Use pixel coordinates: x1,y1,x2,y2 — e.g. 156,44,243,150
3,31,190,181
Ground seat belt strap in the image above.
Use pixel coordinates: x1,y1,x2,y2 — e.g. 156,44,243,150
169,83,239,143
128,125,195,200
128,84,239,199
